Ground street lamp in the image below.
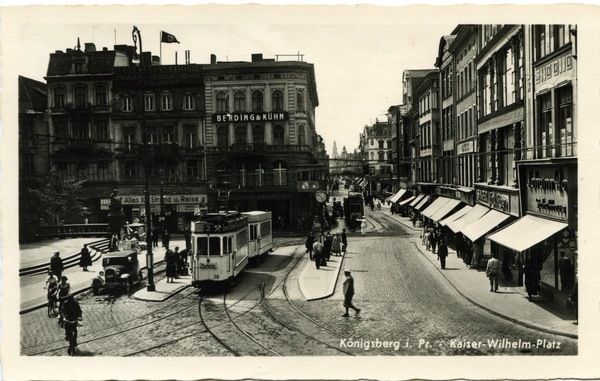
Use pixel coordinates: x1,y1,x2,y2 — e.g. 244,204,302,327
132,25,155,291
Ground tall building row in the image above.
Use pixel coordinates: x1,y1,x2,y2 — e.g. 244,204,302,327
19,40,328,236
388,24,577,308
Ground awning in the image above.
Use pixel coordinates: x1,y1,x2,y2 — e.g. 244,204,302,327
415,196,431,211
487,214,568,252
422,197,451,219
447,204,489,233
409,194,425,207
399,195,416,206
430,198,462,222
461,209,512,242
439,205,472,226
388,189,407,203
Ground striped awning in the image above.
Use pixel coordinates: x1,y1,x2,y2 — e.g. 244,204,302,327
487,215,568,252
399,195,416,206
447,204,489,233
409,194,426,207
461,209,512,242
422,197,451,219
415,196,431,211
439,205,472,226
430,198,462,222
388,189,407,203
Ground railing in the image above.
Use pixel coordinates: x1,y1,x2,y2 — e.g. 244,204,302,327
37,223,110,239
207,144,313,153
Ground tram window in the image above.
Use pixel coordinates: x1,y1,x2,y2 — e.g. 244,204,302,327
249,225,255,240
261,221,271,236
209,236,221,255
237,229,247,249
196,237,208,255
223,236,233,254
228,237,233,253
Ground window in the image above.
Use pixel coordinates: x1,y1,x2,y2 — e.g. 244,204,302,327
186,160,199,177
95,119,109,141
217,126,228,146
24,153,35,175
77,161,88,179
272,90,284,111
147,125,158,144
298,125,306,145
254,163,265,187
95,85,108,106
273,125,285,145
161,93,172,111
184,94,195,110
55,119,68,139
123,126,136,151
234,91,245,112
238,163,247,187
74,86,87,107
98,161,109,180
536,25,546,59
253,125,264,145
387,151,393,161
162,125,175,143
297,90,304,111
378,140,384,149
217,92,228,112
558,85,574,157
122,96,132,112
252,91,263,111
185,125,197,148
73,119,90,140
273,161,287,186
378,151,385,162
54,87,66,107
124,161,136,178
539,92,553,158
235,126,247,144
145,94,155,111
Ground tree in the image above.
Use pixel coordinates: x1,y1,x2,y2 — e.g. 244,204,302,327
20,166,87,239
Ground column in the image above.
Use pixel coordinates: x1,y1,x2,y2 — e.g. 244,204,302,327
495,128,504,185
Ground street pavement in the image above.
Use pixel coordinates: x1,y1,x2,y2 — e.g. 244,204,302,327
20,208,577,339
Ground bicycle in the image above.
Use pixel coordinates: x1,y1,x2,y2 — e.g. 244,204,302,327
64,318,81,356
46,287,58,317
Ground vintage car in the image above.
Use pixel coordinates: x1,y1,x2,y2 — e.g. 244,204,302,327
92,250,142,294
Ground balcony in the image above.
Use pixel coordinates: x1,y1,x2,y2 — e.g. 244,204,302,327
207,144,313,154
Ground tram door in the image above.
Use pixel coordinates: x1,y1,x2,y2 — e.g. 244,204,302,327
249,223,258,256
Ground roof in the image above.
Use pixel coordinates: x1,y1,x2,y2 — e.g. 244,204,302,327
46,48,118,77
18,76,47,114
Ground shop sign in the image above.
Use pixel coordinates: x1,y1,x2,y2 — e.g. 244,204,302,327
457,140,474,155
298,181,321,192
116,194,208,205
535,54,573,85
522,166,570,218
212,112,289,123
437,187,459,199
477,189,510,213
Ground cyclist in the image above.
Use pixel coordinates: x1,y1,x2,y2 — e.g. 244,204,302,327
44,270,59,316
62,294,82,356
55,275,71,326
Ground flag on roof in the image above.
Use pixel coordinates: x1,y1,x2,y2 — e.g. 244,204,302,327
161,31,180,44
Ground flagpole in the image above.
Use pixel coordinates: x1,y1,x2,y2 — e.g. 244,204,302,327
160,31,162,64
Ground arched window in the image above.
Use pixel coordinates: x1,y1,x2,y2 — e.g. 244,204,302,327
217,92,228,112
273,160,288,186
298,125,306,146
95,85,107,106
273,125,285,145
370,152,374,160
74,85,87,107
253,125,264,145
217,126,228,146
235,126,246,144
296,90,304,111
234,91,245,112
272,90,284,111
252,91,263,111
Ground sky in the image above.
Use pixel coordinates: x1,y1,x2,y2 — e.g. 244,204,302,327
4,4,458,155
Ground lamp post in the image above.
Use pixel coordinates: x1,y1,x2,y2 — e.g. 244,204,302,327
132,26,155,291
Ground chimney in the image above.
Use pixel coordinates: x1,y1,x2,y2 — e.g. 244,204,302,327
252,53,263,62
85,43,96,52
211,54,217,64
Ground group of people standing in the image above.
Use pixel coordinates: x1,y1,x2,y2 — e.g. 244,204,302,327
165,246,190,283
305,229,348,270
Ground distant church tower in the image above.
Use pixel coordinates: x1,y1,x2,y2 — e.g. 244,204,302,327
332,140,338,159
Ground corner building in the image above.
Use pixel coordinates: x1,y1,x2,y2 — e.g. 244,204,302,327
203,54,325,229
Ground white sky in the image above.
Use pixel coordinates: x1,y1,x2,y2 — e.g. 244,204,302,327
7,5,456,155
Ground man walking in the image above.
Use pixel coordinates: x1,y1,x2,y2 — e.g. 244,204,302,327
50,251,64,279
437,239,448,270
305,233,315,261
486,253,501,292
313,239,323,270
342,271,360,317
341,228,348,255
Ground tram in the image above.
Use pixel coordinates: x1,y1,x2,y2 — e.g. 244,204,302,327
190,210,272,288
343,192,364,231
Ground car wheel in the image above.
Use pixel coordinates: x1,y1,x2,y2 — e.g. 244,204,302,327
92,282,100,295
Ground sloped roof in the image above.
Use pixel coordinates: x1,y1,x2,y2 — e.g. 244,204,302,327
19,75,47,114
46,49,117,77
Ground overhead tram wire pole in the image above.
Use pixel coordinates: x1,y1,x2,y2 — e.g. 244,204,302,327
132,25,155,291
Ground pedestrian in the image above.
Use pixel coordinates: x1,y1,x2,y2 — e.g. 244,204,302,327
78,244,92,271
323,232,333,261
163,230,171,250
360,217,367,236
184,229,192,250
501,250,513,280
305,233,315,261
165,249,177,283
152,227,160,248
341,228,348,255
50,251,64,279
342,271,361,317
313,239,323,269
430,228,437,253
174,246,183,277
110,233,119,252
558,251,574,293
437,239,448,270
332,233,342,256
180,248,190,275
523,259,539,302
55,275,71,326
424,229,432,251
486,253,501,292
470,240,481,269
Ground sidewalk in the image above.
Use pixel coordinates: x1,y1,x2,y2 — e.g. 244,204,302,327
20,237,186,314
384,210,578,339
